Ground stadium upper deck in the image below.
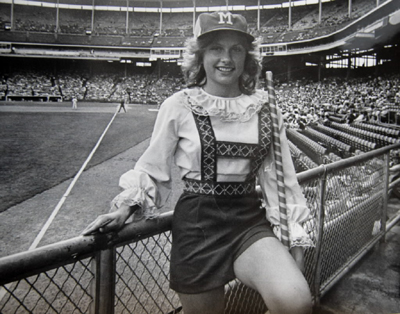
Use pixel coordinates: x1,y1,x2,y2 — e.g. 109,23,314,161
0,0,397,49
0,0,399,82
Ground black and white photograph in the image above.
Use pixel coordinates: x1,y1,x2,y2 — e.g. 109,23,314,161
0,1,399,313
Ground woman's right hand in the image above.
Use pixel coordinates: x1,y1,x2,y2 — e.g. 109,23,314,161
81,204,138,236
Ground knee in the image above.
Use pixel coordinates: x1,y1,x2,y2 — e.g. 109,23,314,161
264,283,313,314
283,289,313,314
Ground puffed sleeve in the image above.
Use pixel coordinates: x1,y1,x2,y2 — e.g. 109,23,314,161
258,106,314,249
110,95,181,219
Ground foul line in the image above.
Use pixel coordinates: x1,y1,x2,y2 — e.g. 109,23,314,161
28,106,121,251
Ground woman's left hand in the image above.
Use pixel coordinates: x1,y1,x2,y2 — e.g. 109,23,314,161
290,246,305,273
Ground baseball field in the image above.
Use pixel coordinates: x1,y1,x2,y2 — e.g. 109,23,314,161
0,102,166,258
1,101,400,314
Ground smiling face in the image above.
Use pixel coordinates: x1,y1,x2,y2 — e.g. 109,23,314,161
202,31,248,97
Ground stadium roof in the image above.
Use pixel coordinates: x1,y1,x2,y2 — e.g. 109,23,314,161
17,0,329,10
36,0,293,5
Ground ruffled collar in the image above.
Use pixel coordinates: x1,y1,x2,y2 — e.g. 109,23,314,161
180,87,269,122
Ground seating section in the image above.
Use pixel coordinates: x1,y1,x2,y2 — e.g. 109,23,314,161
287,128,327,165
2,70,184,104
302,127,352,158
0,0,381,43
330,122,399,148
276,73,400,169
5,71,62,101
312,124,377,152
57,73,86,101
288,140,319,173
352,122,400,138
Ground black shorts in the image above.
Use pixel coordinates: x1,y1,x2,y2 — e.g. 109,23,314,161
170,191,276,294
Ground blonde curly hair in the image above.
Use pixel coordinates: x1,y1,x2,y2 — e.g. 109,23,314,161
181,31,261,95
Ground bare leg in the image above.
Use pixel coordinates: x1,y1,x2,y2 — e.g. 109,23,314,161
234,237,312,314
178,286,225,314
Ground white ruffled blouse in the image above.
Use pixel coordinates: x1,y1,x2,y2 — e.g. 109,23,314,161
111,87,314,249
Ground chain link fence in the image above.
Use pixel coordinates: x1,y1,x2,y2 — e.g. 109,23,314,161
306,155,386,297
114,232,179,314
0,258,94,314
1,144,399,313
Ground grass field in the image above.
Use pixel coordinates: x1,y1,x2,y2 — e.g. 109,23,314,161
0,104,157,213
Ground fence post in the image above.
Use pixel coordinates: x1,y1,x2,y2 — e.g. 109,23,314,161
381,152,390,242
92,247,116,314
312,166,327,306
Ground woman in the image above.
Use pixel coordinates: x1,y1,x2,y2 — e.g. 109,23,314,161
83,11,313,314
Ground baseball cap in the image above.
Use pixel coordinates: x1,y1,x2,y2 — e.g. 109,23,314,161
194,11,254,41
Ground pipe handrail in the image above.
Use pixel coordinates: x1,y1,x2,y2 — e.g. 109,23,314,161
0,212,173,285
1,143,400,290
297,142,400,183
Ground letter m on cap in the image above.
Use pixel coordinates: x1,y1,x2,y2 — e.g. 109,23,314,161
218,12,233,25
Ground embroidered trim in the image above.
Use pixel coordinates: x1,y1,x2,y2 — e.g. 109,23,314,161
192,114,217,181
290,237,315,248
217,142,260,158
183,179,256,196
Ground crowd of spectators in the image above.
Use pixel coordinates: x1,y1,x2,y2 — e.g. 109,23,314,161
274,74,400,131
277,0,379,42
0,71,400,111
1,71,184,105
267,73,400,171
2,71,61,100
2,70,399,112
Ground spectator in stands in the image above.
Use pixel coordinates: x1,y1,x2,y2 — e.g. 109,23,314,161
82,11,313,314
370,110,380,123
345,108,357,124
395,90,400,104
323,112,331,126
380,110,390,123
298,112,309,130
354,110,368,123
307,107,319,126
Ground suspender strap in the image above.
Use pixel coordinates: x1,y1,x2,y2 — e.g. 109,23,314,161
192,114,217,182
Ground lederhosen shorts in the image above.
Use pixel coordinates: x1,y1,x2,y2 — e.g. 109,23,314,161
170,190,276,294
169,101,275,294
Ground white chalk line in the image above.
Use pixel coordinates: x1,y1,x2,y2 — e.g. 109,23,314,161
0,105,123,303
29,106,120,251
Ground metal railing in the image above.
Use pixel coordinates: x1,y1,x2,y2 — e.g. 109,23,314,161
1,143,400,314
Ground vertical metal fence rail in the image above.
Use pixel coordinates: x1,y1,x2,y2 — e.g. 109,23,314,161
312,166,327,305
381,152,390,241
95,248,116,314
1,144,400,313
